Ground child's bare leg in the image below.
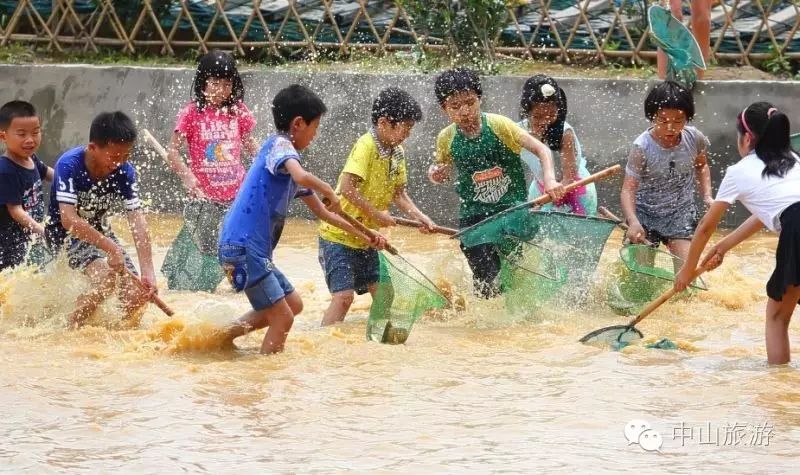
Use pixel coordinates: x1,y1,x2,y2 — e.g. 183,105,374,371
321,290,355,326
765,285,800,364
667,239,691,262
691,0,711,79
226,291,302,349
70,260,117,328
260,297,296,354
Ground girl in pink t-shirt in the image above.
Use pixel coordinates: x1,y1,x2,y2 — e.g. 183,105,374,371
161,50,257,292
167,50,257,204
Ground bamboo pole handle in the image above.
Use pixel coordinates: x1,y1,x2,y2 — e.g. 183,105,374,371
392,216,458,236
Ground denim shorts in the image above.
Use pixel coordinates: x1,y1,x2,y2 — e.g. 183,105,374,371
318,237,379,295
51,232,138,274
218,244,294,311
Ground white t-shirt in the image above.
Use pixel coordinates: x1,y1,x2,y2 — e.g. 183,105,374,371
715,152,800,232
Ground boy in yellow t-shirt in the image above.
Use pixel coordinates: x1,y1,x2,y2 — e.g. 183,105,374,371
318,87,435,326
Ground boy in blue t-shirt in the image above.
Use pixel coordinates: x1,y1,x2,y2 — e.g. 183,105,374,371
0,101,54,271
219,84,382,354
46,111,158,327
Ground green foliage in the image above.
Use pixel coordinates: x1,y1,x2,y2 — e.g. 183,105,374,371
762,46,794,77
399,0,510,70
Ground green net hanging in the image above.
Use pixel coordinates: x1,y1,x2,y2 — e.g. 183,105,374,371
458,210,617,311
648,5,706,88
366,252,449,344
791,133,800,150
606,244,707,316
161,200,227,292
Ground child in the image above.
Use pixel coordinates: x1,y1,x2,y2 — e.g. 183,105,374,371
427,68,564,298
46,112,157,327
163,50,258,290
518,75,597,216
218,85,382,354
0,101,54,271
621,81,713,260
675,102,800,364
318,87,435,326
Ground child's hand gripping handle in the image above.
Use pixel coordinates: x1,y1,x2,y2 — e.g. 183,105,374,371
123,268,175,317
598,206,655,247
321,197,399,255
626,260,715,329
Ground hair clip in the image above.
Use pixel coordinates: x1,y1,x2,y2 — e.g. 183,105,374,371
767,107,778,118
540,84,556,98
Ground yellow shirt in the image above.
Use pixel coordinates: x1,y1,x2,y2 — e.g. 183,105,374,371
319,131,408,249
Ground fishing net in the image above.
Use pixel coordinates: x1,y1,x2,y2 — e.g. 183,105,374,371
161,200,227,292
791,133,800,150
458,209,616,311
606,244,706,316
648,5,706,88
579,324,644,348
366,252,449,344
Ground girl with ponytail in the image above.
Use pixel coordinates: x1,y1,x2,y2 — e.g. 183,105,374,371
675,101,800,364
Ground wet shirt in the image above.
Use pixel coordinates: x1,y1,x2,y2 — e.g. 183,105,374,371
174,101,256,203
625,126,709,233
220,134,313,260
319,130,408,249
46,146,140,245
435,113,528,220
0,154,48,257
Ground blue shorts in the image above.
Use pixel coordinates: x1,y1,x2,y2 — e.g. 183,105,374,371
218,244,294,311
318,237,379,295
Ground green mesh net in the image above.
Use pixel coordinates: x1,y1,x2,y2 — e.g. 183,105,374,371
606,244,706,316
791,133,800,150
458,210,616,311
366,252,449,344
648,5,706,88
161,200,226,292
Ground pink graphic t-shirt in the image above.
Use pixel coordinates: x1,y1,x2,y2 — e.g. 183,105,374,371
174,101,256,203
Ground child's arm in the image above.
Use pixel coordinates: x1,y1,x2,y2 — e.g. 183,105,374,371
673,201,763,291
243,133,259,162
59,204,127,271
518,132,565,200
300,193,385,248
620,175,647,243
560,129,579,184
6,204,44,236
340,173,395,227
694,150,714,208
392,186,436,232
283,159,341,213
45,166,54,182
165,132,205,199
126,209,157,291
428,130,453,184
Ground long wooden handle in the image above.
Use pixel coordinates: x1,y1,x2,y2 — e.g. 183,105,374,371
627,261,714,328
393,216,458,236
124,268,175,317
142,129,169,160
528,164,622,208
341,213,399,256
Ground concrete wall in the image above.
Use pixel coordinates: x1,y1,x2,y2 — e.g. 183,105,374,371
2,64,799,227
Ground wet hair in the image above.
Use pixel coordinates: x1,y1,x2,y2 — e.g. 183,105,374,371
271,84,327,133
0,100,37,129
520,75,568,150
644,80,694,121
737,101,798,178
371,87,423,125
192,50,245,110
434,68,482,105
89,111,137,146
